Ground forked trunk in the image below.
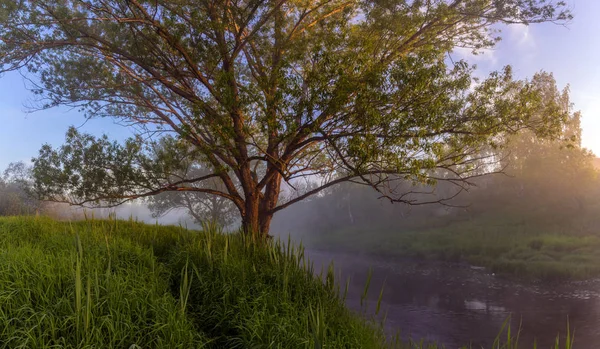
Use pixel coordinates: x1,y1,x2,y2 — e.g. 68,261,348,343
240,174,281,241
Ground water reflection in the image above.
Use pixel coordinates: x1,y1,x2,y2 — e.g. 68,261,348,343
307,250,600,348
463,300,506,314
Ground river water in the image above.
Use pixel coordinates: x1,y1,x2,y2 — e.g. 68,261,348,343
306,249,600,348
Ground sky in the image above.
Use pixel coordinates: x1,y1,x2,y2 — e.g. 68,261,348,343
0,0,599,171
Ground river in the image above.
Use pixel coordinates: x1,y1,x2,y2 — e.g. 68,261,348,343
306,249,600,348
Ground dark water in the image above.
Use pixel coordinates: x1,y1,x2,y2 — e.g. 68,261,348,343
306,249,600,348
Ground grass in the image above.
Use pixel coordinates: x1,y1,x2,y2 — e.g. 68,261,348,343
0,217,206,348
0,216,387,348
304,212,600,280
0,216,578,348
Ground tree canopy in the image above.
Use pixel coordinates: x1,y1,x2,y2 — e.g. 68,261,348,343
0,0,572,237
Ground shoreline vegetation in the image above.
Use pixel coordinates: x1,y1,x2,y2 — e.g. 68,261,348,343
302,211,600,281
0,216,576,348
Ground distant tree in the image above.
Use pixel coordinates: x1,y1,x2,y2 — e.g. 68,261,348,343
145,136,238,227
149,191,238,228
0,0,572,239
457,73,598,218
0,162,41,215
503,75,593,199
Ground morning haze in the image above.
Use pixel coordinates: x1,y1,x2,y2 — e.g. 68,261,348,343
0,1,597,348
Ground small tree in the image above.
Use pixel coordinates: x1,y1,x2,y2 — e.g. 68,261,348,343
0,0,571,238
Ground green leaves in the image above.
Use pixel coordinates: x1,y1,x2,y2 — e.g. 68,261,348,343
33,128,193,205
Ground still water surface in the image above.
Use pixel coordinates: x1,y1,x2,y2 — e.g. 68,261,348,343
307,250,600,348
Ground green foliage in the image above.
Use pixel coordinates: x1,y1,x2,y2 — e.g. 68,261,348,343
31,130,187,205
31,131,238,226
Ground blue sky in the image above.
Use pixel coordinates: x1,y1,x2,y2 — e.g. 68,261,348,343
0,71,135,170
0,0,598,170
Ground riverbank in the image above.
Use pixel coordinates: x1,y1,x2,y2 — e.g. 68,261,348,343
305,213,600,280
0,216,387,348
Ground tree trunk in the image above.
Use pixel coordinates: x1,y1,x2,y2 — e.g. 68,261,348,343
259,210,274,238
240,174,282,241
242,192,261,239
259,172,282,239
241,205,275,241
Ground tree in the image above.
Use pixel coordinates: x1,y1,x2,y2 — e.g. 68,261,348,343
0,0,572,239
273,74,599,236
0,162,41,215
494,73,597,215
145,136,238,227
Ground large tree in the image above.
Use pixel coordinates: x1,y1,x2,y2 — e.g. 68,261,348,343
0,0,572,238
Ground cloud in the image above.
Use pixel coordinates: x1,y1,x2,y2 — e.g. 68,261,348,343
452,23,538,71
493,24,538,70
507,24,535,50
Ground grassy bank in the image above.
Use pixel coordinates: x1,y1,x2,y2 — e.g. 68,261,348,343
307,212,600,280
0,216,387,348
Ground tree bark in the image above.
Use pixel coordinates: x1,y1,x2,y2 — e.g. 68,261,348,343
241,204,274,241
240,173,282,241
242,191,261,239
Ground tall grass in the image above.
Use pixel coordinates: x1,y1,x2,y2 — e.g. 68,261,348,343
0,216,577,348
0,216,205,349
0,216,386,348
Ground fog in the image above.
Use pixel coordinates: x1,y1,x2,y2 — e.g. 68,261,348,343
267,154,600,348
55,201,203,230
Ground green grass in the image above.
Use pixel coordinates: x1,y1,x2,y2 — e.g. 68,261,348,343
307,213,600,280
0,217,206,348
0,216,388,348
0,216,578,348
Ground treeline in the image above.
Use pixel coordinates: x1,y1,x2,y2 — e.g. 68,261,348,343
272,144,599,239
